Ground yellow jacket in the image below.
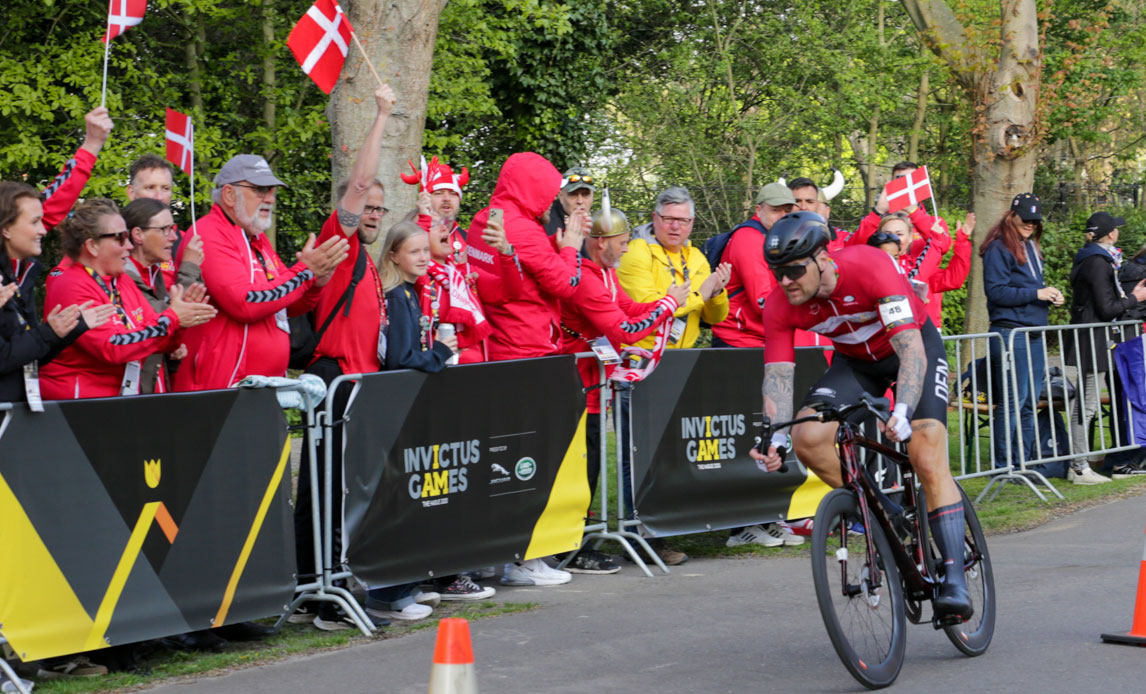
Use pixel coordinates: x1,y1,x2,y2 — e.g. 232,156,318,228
617,237,729,349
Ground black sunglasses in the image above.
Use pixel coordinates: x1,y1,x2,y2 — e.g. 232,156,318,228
771,257,816,282
97,231,130,245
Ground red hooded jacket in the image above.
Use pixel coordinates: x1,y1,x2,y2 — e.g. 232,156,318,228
465,153,581,360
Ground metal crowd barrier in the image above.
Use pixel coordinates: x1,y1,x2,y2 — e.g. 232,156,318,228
555,355,667,577
971,321,1144,503
944,332,1012,497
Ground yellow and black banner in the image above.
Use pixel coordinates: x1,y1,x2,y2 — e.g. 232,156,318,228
341,356,588,587
629,347,834,536
0,389,295,661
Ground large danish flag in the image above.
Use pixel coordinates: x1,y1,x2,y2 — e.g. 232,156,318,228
287,0,354,94
165,108,194,177
885,166,934,214
102,0,146,43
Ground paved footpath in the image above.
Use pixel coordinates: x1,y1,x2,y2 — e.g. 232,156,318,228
145,492,1146,693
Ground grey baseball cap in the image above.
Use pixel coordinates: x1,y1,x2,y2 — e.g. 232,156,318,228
755,182,797,206
561,166,595,193
213,154,287,189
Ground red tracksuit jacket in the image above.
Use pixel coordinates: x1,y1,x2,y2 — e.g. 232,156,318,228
559,257,678,412
175,205,321,390
40,264,181,399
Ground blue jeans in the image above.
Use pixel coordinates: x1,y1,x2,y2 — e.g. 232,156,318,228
615,384,635,520
990,327,1046,467
365,583,417,611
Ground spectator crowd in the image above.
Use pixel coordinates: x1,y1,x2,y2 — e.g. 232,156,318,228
4,87,1146,677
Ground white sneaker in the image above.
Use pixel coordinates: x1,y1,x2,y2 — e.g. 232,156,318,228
726,524,783,548
766,522,805,546
532,558,574,582
1068,466,1111,485
366,602,433,621
500,560,572,586
413,588,441,607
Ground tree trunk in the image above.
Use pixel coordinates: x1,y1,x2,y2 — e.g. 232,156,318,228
902,0,1042,335
865,107,880,209
262,0,277,248
329,0,449,255
908,49,929,163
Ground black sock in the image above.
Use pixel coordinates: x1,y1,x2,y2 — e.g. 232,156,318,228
927,501,966,590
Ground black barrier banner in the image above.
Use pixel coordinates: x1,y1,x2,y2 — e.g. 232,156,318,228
0,389,295,661
629,347,833,536
342,356,588,587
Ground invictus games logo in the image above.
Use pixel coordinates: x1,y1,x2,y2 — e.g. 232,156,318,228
515,457,537,481
404,440,481,506
681,414,746,469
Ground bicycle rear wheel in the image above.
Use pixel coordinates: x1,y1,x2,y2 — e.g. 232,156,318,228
811,488,907,690
918,485,996,656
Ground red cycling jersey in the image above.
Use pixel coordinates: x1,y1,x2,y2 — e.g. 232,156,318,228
762,245,927,364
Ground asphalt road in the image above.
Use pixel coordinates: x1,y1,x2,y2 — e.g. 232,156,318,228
144,491,1146,693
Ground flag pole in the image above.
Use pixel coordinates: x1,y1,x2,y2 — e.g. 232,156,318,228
101,4,112,108
189,120,198,238
349,31,386,89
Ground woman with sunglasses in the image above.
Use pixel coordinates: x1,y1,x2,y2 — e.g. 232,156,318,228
122,198,206,394
980,193,1064,469
40,199,218,399
0,183,117,404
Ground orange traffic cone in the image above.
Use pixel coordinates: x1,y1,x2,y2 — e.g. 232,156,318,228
428,618,477,693
1101,521,1146,646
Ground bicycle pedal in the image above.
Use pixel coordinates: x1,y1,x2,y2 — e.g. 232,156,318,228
931,613,967,629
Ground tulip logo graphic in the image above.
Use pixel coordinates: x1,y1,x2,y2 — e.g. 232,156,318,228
144,459,161,489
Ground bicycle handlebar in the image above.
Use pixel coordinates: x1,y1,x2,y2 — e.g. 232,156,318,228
754,393,892,474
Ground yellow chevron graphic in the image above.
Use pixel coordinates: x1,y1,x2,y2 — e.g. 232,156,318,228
0,472,95,660
786,466,833,521
213,437,291,627
524,410,590,559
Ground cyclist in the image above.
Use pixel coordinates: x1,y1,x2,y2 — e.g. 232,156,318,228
748,211,971,621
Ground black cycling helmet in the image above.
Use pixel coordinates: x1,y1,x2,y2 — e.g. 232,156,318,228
764,211,831,266
867,229,901,248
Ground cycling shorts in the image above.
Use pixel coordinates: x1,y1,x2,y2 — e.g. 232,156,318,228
799,319,949,424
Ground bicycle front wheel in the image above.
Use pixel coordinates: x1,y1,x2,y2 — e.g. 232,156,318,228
811,488,907,690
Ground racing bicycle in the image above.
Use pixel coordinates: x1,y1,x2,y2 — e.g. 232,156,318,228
760,394,995,689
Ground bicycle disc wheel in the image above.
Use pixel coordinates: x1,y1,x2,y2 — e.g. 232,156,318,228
811,489,907,689
918,485,996,656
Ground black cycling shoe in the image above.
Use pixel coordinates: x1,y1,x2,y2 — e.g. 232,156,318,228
933,582,973,623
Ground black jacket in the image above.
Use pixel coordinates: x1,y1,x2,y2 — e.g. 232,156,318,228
1066,243,1139,373
0,259,85,402
383,282,452,373
1119,256,1146,321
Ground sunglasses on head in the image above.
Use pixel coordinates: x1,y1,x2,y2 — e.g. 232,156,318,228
567,174,592,184
770,257,816,282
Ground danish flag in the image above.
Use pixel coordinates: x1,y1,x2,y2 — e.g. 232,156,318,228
885,166,934,214
102,0,146,43
165,108,193,177
287,0,354,94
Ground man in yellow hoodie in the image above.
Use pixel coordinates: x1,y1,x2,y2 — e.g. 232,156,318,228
615,186,731,564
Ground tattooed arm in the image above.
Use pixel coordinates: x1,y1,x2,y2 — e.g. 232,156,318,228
887,328,925,441
750,362,795,471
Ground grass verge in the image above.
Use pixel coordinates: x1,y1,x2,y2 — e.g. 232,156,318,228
27,601,537,694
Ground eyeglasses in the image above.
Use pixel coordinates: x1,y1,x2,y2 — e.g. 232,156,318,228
567,174,592,184
98,232,130,245
234,183,276,198
771,257,816,282
142,224,177,236
655,212,694,227
363,205,389,216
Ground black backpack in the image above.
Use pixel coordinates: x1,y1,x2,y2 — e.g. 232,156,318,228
700,218,766,300
288,246,367,370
